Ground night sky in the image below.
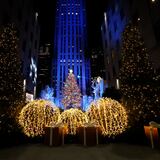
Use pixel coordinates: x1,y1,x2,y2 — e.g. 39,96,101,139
36,0,107,49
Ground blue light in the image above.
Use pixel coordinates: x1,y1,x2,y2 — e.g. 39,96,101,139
40,85,54,102
52,0,91,108
77,75,81,79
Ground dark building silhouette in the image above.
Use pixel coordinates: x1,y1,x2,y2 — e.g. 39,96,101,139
101,0,160,88
0,0,40,96
91,48,105,79
37,44,52,97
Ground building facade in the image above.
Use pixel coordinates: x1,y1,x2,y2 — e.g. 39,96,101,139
102,0,160,88
101,0,130,88
37,44,52,97
0,0,40,96
90,48,105,80
52,0,90,107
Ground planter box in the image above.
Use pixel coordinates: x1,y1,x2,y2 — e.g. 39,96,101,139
77,127,101,146
144,126,159,148
44,127,65,146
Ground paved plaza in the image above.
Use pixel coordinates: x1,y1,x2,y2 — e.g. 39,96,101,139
0,143,160,160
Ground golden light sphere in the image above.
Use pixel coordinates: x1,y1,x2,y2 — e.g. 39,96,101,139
87,98,128,137
60,108,88,135
19,100,60,137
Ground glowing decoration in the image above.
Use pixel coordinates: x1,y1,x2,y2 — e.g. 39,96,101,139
60,108,88,135
40,85,54,102
91,77,104,100
82,95,93,111
0,24,25,135
26,93,34,102
119,23,160,125
62,71,82,109
87,98,128,137
30,57,37,84
69,69,73,74
19,100,60,137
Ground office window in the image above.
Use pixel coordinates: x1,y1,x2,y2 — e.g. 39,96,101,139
105,39,108,49
113,66,116,77
28,49,31,59
108,72,111,81
25,21,28,32
120,9,124,20
35,40,37,49
154,19,160,42
3,13,10,25
8,0,13,7
30,32,33,42
114,22,117,32
22,40,26,52
109,31,112,40
17,9,22,22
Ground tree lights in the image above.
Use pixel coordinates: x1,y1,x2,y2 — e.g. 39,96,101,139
62,70,82,109
60,108,88,135
87,98,128,137
0,24,24,105
19,100,60,137
119,23,160,125
0,24,25,135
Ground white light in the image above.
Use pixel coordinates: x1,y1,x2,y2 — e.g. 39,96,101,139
104,12,107,23
116,79,120,89
35,12,38,21
26,93,34,102
152,0,155,2
23,79,26,92
69,69,73,73
34,86,36,99
138,17,140,21
30,58,37,84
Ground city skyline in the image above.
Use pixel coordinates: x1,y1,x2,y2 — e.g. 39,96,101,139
36,0,107,49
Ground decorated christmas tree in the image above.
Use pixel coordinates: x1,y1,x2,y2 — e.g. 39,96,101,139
0,24,25,137
62,70,82,109
119,23,160,125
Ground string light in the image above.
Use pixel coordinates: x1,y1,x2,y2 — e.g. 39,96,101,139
0,24,24,105
62,71,82,109
60,108,88,135
87,98,128,137
0,24,25,134
19,100,60,137
119,23,160,125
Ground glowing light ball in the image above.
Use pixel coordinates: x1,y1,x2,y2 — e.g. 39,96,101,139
87,98,128,137
19,100,60,137
60,108,88,135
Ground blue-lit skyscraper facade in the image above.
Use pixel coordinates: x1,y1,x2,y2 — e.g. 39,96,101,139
52,0,90,106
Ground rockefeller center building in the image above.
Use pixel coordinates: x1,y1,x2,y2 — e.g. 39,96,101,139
52,0,91,106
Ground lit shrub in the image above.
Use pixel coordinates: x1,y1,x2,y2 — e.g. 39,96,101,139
87,98,128,137
19,100,60,137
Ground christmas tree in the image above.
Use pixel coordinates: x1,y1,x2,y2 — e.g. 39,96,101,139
0,24,24,137
119,23,160,125
62,70,82,109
